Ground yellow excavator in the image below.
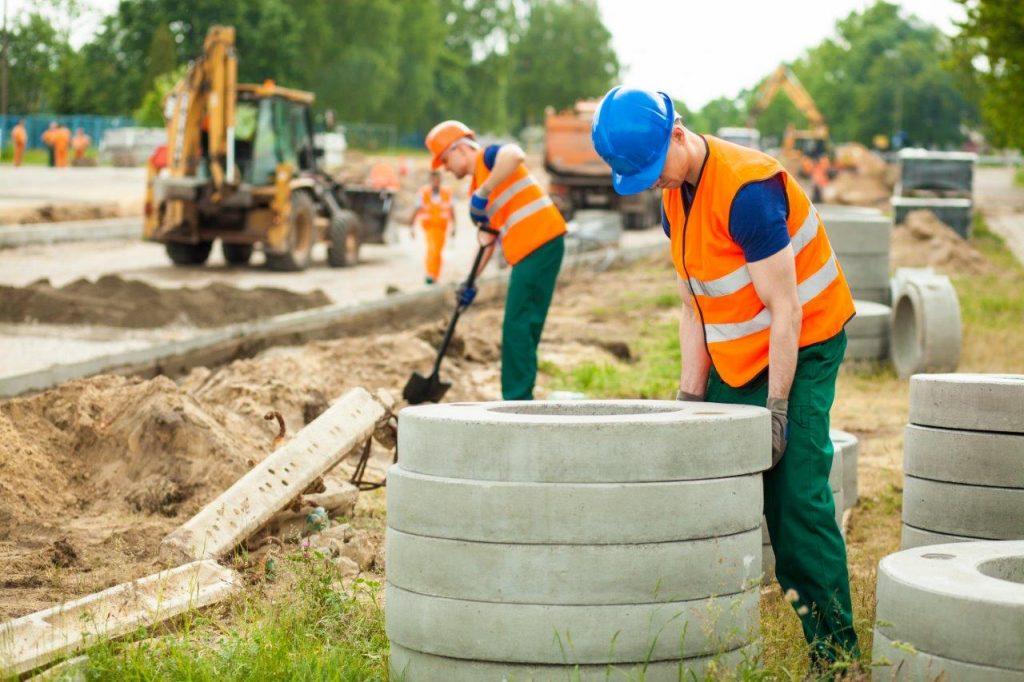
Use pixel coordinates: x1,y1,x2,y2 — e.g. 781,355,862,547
747,64,830,171
144,26,387,271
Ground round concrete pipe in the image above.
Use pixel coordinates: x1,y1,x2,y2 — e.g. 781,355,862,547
385,583,758,664
397,400,770,482
387,465,763,544
909,374,1024,433
902,476,1024,540
831,429,859,509
871,630,1024,681
386,527,761,605
891,276,962,378
874,541,1024,671
901,523,979,550
389,642,760,682
904,424,1024,488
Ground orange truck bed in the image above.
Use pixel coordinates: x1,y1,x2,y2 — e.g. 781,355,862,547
544,105,611,178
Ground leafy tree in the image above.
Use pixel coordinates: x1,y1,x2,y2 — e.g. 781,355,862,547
145,23,177,86
954,0,1024,148
134,64,187,126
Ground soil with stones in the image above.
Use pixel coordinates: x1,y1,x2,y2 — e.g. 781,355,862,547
0,275,331,328
892,209,991,275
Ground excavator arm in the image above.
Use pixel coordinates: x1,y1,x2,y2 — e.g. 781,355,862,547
748,64,828,138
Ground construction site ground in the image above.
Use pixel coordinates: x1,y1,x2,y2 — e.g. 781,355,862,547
2,163,1023,678
0,166,144,225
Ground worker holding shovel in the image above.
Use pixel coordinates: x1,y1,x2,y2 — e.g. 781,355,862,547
423,120,566,400
410,170,456,285
591,87,858,666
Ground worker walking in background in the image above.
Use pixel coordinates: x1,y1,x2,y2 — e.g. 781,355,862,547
410,170,455,285
72,128,92,164
426,120,566,400
42,122,71,168
11,120,27,166
592,87,858,667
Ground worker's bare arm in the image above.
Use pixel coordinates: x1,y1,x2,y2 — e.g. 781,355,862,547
677,277,712,397
747,245,802,401
477,144,526,195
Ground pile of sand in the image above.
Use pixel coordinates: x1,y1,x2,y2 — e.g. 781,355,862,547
892,209,991,274
0,275,331,328
824,143,897,209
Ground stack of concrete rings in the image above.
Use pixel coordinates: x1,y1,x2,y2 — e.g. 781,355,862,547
902,374,1024,549
387,400,771,680
819,205,892,305
845,300,892,361
872,541,1024,680
831,429,859,511
890,272,962,378
762,431,847,582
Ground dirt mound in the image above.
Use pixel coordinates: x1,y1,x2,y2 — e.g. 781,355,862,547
892,209,991,274
823,144,896,209
0,275,331,328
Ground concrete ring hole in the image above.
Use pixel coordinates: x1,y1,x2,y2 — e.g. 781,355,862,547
488,403,682,417
977,556,1024,585
920,553,955,560
891,294,918,369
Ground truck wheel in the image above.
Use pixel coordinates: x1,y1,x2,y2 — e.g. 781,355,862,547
221,242,253,266
327,209,362,268
265,191,316,272
166,241,213,266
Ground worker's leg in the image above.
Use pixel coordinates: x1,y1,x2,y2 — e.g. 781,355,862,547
13,146,23,167
423,224,445,283
501,235,564,400
705,331,857,662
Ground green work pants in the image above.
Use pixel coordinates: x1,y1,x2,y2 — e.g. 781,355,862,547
705,331,858,661
501,235,564,400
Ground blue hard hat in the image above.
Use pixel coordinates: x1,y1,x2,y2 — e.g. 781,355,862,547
591,86,675,195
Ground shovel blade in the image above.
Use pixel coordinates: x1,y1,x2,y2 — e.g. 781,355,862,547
402,371,452,405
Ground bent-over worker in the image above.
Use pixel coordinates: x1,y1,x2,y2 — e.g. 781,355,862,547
425,120,566,400
410,170,456,285
592,87,858,664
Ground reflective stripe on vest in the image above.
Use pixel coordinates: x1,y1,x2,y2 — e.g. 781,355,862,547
703,250,840,343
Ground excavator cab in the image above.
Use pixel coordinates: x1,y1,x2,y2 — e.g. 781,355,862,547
144,27,388,272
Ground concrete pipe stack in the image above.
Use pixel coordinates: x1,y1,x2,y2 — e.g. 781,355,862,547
763,432,849,582
387,400,771,680
844,300,892,361
819,205,892,305
890,270,962,378
872,541,1024,680
901,374,1024,549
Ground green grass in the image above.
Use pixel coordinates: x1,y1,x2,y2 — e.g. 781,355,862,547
0,146,100,165
1015,166,1024,187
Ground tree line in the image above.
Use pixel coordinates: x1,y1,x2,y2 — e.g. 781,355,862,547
3,0,1021,149
4,0,618,137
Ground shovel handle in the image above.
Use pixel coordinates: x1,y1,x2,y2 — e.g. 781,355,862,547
430,244,490,376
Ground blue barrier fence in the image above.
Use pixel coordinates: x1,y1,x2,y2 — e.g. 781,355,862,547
0,114,136,150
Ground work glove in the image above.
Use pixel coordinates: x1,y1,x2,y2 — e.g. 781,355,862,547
469,191,489,227
767,397,789,468
675,390,703,402
456,282,477,308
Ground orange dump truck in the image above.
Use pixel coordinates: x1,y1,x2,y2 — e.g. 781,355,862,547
544,101,661,230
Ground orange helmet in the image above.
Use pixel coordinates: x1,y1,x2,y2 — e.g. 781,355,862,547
425,120,475,169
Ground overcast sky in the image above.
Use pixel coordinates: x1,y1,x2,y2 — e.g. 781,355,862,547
7,0,965,109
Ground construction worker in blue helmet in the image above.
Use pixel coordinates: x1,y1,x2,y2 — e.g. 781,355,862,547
592,86,859,666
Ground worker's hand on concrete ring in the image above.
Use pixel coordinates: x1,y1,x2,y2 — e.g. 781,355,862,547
675,390,703,402
456,283,477,307
469,191,489,226
767,397,789,467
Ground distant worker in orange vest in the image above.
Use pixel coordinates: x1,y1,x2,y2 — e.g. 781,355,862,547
11,120,27,167
42,122,71,168
410,170,455,285
592,87,858,666
71,128,92,163
368,161,400,191
426,120,566,400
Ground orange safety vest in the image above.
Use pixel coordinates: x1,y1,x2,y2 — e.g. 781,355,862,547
664,135,855,387
470,149,566,265
417,185,453,230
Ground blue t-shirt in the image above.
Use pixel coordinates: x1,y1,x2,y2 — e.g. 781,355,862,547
482,144,500,170
662,174,791,262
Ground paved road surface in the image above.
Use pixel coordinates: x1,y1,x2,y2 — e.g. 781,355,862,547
974,165,1024,265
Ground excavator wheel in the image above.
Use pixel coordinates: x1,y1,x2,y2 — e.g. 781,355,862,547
166,240,213,266
221,242,254,266
327,209,362,268
265,191,316,272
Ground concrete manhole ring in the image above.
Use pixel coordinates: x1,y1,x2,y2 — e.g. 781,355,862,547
909,373,1024,434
